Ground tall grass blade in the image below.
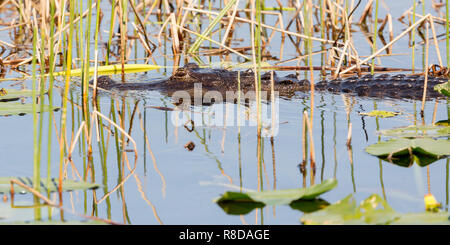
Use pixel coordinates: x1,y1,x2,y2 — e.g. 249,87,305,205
51,64,163,77
188,0,237,54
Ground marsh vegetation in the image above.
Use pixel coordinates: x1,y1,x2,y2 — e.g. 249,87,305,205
0,0,449,224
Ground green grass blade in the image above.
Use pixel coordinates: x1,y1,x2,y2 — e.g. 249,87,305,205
187,0,237,54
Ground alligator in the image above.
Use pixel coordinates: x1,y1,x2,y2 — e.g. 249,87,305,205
92,63,448,102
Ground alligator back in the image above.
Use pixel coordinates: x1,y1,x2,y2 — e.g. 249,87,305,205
91,64,448,101
315,74,447,100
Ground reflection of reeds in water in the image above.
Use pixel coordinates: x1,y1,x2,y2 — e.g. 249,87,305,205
371,0,378,75
60,0,76,212
447,1,450,67
31,8,40,220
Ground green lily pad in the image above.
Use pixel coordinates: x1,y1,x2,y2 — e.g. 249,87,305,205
0,177,100,194
216,198,265,215
365,138,450,167
0,102,57,116
301,194,450,225
0,89,44,102
0,202,106,224
215,179,337,208
217,197,330,216
392,212,450,225
301,194,399,225
360,110,401,118
434,81,450,97
378,152,444,167
435,119,450,126
378,124,450,138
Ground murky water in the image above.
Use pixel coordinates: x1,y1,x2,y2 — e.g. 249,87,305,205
0,1,449,224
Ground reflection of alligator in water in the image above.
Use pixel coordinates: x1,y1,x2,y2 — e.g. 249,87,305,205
93,63,448,100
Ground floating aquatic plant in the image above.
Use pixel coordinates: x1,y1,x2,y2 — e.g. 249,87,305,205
50,64,162,77
365,138,450,167
377,124,450,138
360,110,401,118
0,177,99,194
434,81,450,97
0,103,57,116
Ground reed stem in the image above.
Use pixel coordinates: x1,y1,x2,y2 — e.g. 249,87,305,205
447,0,449,66
412,0,416,72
